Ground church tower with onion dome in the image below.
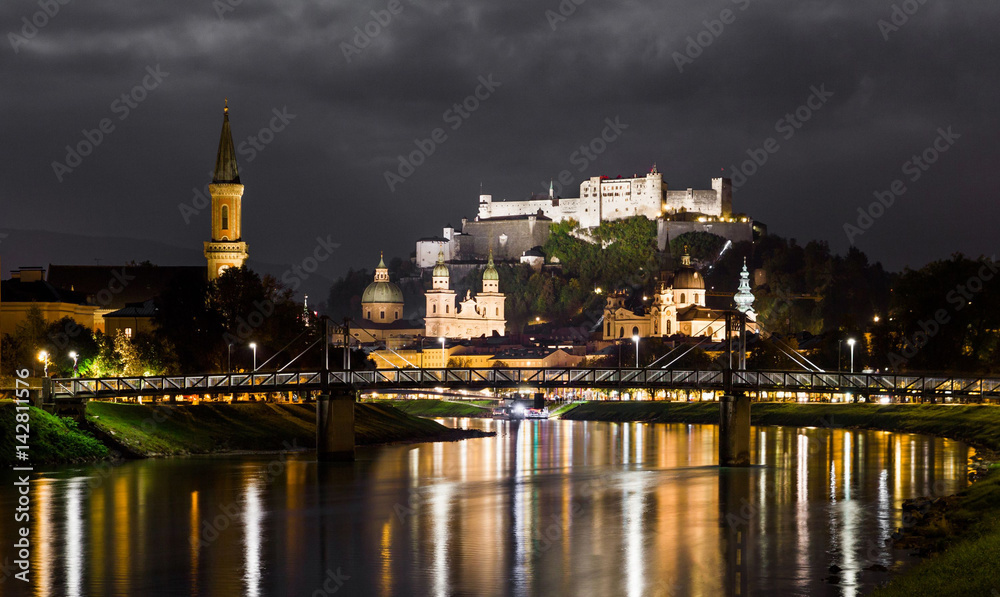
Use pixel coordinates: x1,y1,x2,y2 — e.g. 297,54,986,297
204,100,249,280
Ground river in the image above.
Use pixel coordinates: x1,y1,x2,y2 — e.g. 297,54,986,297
0,418,970,596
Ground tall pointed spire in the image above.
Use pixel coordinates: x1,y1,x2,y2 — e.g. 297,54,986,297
213,99,240,184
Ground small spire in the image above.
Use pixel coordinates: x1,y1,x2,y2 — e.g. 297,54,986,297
681,245,691,266
549,179,554,199
212,100,240,184
377,251,386,269
487,248,494,266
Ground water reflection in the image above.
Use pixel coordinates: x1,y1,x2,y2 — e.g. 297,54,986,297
0,420,970,597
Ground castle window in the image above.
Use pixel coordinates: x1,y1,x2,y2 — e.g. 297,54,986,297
221,205,229,230
366,310,371,319
395,311,399,319
495,308,499,316
446,305,450,314
607,322,611,336
380,310,385,320
680,293,686,303
433,305,437,314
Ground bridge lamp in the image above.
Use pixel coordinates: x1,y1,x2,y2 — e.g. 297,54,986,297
847,338,856,373
249,342,257,372
631,335,640,368
438,337,446,367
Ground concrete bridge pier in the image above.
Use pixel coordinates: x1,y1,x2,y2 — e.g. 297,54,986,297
316,392,355,461
719,394,751,466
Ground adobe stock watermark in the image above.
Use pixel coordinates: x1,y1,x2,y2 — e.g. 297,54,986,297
672,0,752,73
178,107,296,224
546,116,629,197
51,65,169,182
341,0,411,63
886,257,997,370
877,0,930,41
728,84,833,191
7,0,71,54
843,126,959,244
383,75,501,192
544,0,590,31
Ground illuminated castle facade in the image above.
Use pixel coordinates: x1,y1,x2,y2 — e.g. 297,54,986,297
204,101,249,280
477,166,732,229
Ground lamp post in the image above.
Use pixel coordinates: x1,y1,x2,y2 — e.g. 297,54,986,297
69,351,78,377
847,338,856,373
249,342,257,372
838,339,843,372
38,350,49,377
632,335,640,368
439,337,446,368
227,344,232,374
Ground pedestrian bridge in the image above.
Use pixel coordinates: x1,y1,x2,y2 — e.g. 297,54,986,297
48,367,1000,401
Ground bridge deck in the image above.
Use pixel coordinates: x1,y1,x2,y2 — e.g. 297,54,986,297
47,368,1000,400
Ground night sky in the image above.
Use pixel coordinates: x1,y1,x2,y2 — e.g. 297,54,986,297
2,0,997,291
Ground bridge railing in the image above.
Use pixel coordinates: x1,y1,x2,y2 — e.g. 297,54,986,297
48,367,1000,400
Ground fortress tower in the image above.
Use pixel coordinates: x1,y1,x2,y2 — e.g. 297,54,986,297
204,101,249,280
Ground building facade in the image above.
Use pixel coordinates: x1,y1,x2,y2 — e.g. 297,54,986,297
204,101,249,280
424,251,506,339
603,253,756,342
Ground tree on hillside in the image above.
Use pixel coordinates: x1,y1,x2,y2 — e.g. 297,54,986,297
669,231,727,262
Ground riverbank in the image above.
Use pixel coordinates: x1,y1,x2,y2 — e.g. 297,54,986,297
377,399,494,418
0,400,492,466
560,400,1000,597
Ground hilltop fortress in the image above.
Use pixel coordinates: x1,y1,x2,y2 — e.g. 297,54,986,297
416,164,760,268
478,165,732,228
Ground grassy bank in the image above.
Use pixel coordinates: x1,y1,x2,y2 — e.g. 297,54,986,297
84,401,491,457
377,399,494,418
560,402,1000,452
0,400,109,466
561,400,1000,596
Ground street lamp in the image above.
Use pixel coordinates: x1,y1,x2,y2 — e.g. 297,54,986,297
249,342,257,372
69,351,78,377
632,335,640,368
38,350,49,377
227,343,232,374
439,337,446,368
847,338,856,373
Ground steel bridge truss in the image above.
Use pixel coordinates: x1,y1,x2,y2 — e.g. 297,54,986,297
48,368,1000,401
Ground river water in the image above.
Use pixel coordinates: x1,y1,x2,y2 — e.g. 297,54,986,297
0,418,970,597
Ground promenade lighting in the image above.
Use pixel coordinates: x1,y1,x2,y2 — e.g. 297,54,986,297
438,337,446,367
632,335,640,368
69,351,78,377
249,342,257,372
847,338,856,373
38,350,49,376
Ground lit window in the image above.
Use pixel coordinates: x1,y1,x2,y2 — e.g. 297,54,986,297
125,327,133,338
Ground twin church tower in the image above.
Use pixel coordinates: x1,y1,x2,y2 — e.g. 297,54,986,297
204,101,249,280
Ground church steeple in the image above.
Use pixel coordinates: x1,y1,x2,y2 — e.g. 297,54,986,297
204,100,249,280
213,99,240,184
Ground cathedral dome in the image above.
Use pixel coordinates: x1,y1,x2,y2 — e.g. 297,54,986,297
673,250,704,290
362,253,404,305
361,281,403,304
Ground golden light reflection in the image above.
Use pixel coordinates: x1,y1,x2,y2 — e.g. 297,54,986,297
190,490,199,597
380,520,393,597
34,479,52,596
243,478,263,597
65,479,84,597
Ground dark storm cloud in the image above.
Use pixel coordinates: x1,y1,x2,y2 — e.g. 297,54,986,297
1,0,998,287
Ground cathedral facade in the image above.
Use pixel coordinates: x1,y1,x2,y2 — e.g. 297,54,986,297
425,251,506,339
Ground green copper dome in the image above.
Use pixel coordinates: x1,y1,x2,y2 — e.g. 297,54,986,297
483,250,499,280
432,250,449,278
362,252,403,304
361,281,403,304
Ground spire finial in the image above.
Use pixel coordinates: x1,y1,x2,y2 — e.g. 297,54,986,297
224,98,228,114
